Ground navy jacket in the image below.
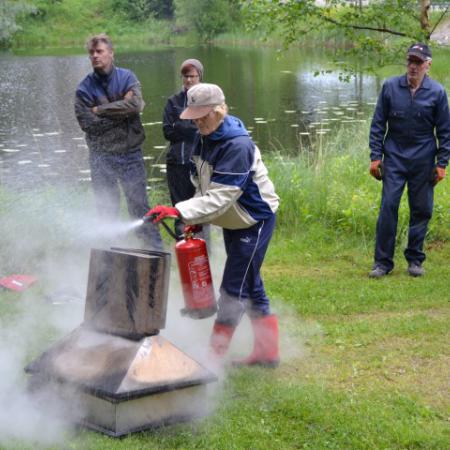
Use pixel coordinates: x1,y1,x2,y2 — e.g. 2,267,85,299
176,115,279,229
162,90,198,165
369,74,450,168
75,66,145,154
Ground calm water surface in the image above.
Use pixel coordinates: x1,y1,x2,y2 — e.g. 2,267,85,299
0,46,384,190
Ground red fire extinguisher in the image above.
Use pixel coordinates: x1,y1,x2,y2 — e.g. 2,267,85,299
143,216,217,319
175,227,217,319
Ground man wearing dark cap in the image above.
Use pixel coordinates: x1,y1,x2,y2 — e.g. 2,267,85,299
162,58,204,239
369,43,450,278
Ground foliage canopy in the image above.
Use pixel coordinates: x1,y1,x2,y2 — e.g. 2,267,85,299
174,0,237,41
241,0,449,74
112,0,174,21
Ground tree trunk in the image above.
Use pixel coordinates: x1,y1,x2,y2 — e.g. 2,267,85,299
419,0,431,32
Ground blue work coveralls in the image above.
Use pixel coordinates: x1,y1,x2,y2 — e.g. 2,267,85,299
369,74,450,271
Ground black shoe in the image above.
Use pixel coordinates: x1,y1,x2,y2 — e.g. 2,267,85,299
408,263,424,277
369,266,389,278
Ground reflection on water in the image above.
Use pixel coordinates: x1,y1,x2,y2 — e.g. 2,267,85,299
0,47,381,191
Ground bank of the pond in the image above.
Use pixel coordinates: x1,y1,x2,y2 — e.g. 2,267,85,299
0,123,449,275
6,0,359,52
10,1,450,54
0,217,448,449
269,124,450,244
0,124,449,448
11,18,176,49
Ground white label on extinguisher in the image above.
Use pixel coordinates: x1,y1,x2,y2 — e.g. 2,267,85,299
188,255,211,296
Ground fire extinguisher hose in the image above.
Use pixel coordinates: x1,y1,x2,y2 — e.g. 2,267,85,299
145,214,181,242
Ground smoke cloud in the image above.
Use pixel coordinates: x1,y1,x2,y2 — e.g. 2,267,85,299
0,186,316,446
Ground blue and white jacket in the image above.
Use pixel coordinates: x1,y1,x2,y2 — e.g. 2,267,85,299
176,115,279,229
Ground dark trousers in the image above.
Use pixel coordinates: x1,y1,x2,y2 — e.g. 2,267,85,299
374,158,434,271
90,149,163,250
166,163,196,239
217,214,276,327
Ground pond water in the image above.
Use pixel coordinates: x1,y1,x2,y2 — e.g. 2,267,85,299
0,45,418,190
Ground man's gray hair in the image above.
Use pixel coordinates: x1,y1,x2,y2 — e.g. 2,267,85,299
86,33,113,51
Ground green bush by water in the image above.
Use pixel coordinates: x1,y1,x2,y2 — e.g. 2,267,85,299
12,0,175,48
268,123,450,244
0,124,448,450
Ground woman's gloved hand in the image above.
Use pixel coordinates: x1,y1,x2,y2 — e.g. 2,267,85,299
145,205,180,223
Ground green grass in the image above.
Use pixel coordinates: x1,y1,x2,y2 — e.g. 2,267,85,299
269,123,450,243
12,0,176,49
2,231,447,449
0,124,448,448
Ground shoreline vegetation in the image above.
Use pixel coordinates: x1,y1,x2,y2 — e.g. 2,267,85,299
1,124,448,260
0,0,399,51
4,0,450,52
0,121,449,447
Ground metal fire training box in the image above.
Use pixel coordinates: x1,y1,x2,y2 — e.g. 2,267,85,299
25,248,217,437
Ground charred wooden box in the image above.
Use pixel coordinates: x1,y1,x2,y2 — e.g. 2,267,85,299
84,248,170,339
25,328,216,437
25,247,217,437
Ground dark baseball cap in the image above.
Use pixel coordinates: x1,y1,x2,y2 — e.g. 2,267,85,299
407,43,432,61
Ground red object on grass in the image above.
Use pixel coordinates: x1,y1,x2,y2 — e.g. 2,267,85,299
0,274,37,292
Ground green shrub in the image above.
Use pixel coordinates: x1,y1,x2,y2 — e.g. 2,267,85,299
267,123,450,243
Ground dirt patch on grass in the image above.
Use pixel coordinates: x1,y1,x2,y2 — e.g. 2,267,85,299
321,307,450,324
425,240,447,251
265,263,344,278
282,333,449,412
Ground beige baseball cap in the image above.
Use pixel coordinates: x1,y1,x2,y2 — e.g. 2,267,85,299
180,83,225,120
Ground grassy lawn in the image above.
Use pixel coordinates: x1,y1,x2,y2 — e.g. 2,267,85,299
0,123,448,448
0,226,448,449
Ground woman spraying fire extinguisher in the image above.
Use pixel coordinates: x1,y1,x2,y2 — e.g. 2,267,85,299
146,83,280,367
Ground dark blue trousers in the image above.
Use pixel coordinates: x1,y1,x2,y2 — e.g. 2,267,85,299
217,214,276,327
374,157,435,271
89,149,163,250
166,163,196,239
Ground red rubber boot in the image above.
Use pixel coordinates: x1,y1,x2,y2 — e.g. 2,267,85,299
233,314,279,368
209,322,235,357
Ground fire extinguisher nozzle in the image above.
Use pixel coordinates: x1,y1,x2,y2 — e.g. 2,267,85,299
142,213,157,223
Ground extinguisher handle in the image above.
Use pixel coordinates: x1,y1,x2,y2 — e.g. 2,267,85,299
142,213,183,241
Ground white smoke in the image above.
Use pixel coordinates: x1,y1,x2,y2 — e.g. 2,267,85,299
0,292,81,446
0,188,317,446
0,186,144,446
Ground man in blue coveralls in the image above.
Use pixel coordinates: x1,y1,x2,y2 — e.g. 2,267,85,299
369,43,450,278
75,34,163,250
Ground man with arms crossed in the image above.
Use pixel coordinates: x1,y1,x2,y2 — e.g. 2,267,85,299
75,34,162,250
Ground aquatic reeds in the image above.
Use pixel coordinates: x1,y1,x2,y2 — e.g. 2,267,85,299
267,123,450,244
